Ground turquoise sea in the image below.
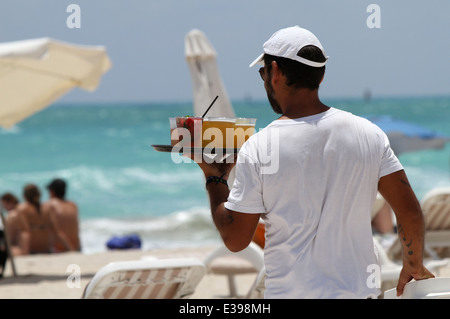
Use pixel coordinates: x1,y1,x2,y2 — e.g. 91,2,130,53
1,96,449,253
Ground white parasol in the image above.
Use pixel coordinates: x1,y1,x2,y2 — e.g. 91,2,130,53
185,29,235,118
185,29,237,184
0,37,111,128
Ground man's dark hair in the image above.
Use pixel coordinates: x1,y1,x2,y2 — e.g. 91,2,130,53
263,45,326,90
47,178,66,199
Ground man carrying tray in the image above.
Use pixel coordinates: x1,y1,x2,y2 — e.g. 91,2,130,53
188,26,433,298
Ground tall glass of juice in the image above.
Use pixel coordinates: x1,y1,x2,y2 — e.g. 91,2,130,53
202,117,236,149
234,118,256,148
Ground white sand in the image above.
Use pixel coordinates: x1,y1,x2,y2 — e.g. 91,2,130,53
0,246,258,299
1,246,449,299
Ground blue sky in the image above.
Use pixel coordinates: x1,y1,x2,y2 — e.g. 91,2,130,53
1,0,449,103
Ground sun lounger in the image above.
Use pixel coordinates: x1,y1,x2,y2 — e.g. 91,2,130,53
421,187,450,258
0,209,17,277
387,187,450,260
245,266,266,299
372,192,386,219
384,277,450,299
203,242,264,297
374,237,449,289
82,257,205,299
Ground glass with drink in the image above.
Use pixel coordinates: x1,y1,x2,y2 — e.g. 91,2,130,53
202,117,236,149
170,116,203,147
234,118,256,148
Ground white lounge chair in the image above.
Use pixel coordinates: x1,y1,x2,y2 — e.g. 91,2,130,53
387,187,450,260
245,266,266,299
421,187,450,259
373,237,449,291
384,277,450,299
82,257,205,299
372,192,386,219
203,242,264,297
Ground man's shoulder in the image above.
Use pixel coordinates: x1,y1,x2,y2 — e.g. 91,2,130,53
65,200,78,209
332,108,381,129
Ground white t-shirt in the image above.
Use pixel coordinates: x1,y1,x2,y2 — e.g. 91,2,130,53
225,107,403,298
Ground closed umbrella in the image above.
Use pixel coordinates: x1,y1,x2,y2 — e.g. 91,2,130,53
0,37,111,128
185,29,234,118
184,29,236,183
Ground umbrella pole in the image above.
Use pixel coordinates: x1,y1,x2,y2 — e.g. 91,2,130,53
0,205,17,277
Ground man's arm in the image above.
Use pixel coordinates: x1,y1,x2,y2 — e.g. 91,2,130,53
378,169,434,296
196,157,261,252
205,181,261,252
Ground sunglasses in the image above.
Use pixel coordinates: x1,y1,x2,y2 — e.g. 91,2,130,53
258,67,266,81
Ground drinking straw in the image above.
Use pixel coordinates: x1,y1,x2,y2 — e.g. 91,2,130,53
202,95,219,118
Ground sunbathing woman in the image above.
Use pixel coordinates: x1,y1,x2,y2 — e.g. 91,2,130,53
16,184,52,254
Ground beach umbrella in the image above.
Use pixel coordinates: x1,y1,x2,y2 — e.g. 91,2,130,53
185,29,237,184
185,29,235,118
366,115,449,155
0,37,111,128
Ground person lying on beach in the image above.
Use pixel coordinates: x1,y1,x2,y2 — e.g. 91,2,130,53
0,192,20,274
187,26,434,298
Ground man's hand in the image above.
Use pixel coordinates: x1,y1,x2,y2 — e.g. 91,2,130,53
396,263,435,296
184,151,237,179
378,170,435,296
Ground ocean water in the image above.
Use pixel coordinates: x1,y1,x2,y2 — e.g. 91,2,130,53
1,96,449,253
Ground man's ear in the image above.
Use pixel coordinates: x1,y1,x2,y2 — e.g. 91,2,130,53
271,60,282,83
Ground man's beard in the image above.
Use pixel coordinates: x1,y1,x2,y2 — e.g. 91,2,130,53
266,79,282,114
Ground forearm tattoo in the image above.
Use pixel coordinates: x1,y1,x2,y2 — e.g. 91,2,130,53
226,213,234,225
397,223,413,257
216,210,234,230
399,178,410,187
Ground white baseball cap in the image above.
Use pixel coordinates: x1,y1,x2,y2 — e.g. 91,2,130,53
249,26,328,68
